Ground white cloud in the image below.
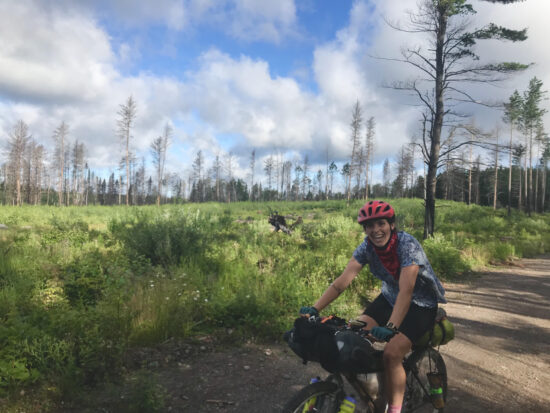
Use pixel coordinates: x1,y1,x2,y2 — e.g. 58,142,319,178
0,2,116,104
226,0,298,43
51,0,299,43
0,0,547,186
183,49,319,149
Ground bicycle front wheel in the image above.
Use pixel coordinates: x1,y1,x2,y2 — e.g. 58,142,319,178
282,381,343,413
404,348,447,413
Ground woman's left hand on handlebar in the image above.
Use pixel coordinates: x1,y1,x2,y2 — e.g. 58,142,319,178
370,325,397,341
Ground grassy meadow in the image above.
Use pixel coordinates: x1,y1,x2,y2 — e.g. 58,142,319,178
1,199,549,410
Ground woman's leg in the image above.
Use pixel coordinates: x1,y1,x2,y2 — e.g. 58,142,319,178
383,333,413,408
357,313,378,328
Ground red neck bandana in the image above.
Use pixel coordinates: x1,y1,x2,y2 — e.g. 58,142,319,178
372,231,400,280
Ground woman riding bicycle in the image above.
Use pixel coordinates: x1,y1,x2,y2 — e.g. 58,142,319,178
300,200,446,413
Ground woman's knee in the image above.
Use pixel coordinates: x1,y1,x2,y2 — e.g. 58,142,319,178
383,345,403,365
383,336,412,365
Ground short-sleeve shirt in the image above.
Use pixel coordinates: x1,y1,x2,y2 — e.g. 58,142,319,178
352,231,446,308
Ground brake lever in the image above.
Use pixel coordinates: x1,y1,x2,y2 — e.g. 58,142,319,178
348,319,368,331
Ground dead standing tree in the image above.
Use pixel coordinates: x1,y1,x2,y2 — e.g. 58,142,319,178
347,100,363,205
117,96,137,206
385,0,528,238
53,121,69,206
151,123,172,206
502,90,523,215
364,117,375,200
6,120,31,206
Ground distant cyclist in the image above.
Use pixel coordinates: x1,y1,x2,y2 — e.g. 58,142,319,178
300,200,446,413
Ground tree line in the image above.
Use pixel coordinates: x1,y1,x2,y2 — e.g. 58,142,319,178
2,83,547,211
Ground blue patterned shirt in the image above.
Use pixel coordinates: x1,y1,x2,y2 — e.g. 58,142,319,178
352,231,446,308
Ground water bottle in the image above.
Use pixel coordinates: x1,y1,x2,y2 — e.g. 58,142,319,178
302,378,319,412
338,396,356,413
427,373,445,408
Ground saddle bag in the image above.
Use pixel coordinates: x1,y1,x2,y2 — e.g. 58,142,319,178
416,308,455,347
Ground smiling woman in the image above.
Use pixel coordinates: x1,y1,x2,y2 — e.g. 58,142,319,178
302,200,447,413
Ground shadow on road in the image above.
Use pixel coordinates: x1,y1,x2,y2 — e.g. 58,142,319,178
444,354,547,412
445,271,550,320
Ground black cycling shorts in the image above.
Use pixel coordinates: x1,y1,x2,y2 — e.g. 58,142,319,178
362,294,437,344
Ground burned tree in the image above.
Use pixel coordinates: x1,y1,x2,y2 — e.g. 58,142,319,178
386,0,528,237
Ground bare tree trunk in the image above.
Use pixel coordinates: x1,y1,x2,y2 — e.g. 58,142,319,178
523,138,530,213
507,126,513,215
535,163,539,212
518,166,523,209
542,161,547,212
468,145,472,205
493,132,499,210
423,8,447,239
117,96,136,206
528,130,533,216
325,147,329,200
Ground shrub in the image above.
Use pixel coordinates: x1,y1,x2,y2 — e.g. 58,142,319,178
423,234,470,278
108,208,218,268
63,251,107,307
123,372,166,413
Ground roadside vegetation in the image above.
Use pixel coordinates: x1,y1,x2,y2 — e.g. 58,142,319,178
1,199,549,411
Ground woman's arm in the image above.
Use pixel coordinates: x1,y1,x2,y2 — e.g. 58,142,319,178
313,257,363,312
388,264,419,328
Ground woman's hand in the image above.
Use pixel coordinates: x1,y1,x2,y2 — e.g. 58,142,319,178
370,325,398,342
299,306,319,317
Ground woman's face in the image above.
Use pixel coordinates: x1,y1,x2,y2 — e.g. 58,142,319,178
363,219,394,247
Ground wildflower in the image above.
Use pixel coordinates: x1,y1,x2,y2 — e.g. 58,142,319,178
204,298,208,302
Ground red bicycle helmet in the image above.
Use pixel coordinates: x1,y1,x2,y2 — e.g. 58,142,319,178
357,200,395,224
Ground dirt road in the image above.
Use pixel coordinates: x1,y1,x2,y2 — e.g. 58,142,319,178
439,255,550,412
69,255,550,412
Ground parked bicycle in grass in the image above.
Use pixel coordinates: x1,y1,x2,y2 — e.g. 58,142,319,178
291,201,448,413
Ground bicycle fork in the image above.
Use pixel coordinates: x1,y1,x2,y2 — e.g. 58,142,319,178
345,373,386,413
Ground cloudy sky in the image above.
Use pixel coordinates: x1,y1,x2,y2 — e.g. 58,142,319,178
0,0,547,185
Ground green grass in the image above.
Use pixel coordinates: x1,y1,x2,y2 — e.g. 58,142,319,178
0,199,549,411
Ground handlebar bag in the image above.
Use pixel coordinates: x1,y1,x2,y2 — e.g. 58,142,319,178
334,330,382,373
284,317,343,373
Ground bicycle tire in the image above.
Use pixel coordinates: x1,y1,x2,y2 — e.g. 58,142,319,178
282,381,343,413
403,348,447,413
